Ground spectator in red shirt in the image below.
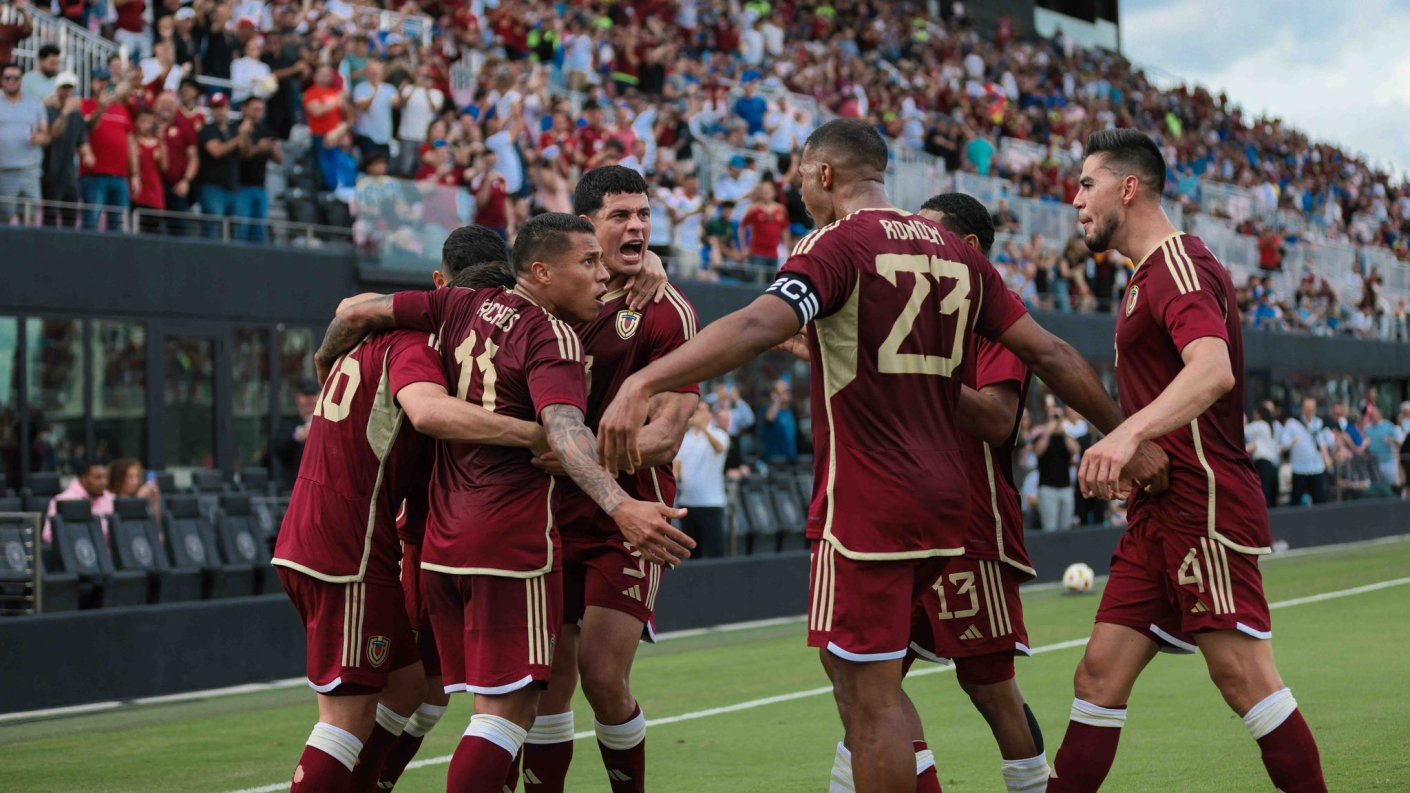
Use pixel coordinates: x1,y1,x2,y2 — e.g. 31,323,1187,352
154,90,198,232
739,181,790,280
471,152,510,240
1259,227,1285,272
78,68,137,231
0,2,33,67
113,0,150,61
131,107,167,232
303,64,345,156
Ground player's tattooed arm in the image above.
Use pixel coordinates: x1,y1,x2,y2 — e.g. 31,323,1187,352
315,294,395,382
542,404,695,565
542,404,628,514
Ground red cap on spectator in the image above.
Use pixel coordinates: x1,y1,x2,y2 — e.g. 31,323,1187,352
237,18,256,30
209,92,229,108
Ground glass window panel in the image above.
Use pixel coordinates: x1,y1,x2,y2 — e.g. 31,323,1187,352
92,321,148,466
163,337,216,470
25,319,83,475
0,317,18,484
233,328,270,471
275,328,317,488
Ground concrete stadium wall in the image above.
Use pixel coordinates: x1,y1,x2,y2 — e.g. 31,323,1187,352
3,499,1406,715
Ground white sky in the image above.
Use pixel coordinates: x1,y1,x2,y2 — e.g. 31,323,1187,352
1121,0,1410,180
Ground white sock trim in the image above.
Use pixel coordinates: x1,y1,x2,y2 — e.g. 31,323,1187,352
1002,752,1051,793
526,711,576,745
404,703,447,738
829,741,855,793
307,722,363,772
464,713,528,757
1070,698,1127,729
375,703,410,736
595,707,646,751
914,747,936,775
1243,687,1297,740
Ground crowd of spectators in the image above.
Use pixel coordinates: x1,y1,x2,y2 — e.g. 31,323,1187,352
0,0,1408,299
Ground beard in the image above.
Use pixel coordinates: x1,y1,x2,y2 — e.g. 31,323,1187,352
1083,213,1118,253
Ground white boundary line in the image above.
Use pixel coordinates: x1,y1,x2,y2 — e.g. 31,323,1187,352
219,574,1410,793
5,534,1406,727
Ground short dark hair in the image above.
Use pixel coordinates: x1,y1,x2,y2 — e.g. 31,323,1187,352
38,44,61,60
443,224,512,275
1085,129,1166,197
76,458,107,477
573,165,648,216
803,119,889,172
920,193,995,254
0,62,18,76
447,260,515,289
511,212,597,275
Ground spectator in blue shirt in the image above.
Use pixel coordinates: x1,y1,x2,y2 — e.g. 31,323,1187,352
761,378,798,464
733,81,768,136
964,129,995,176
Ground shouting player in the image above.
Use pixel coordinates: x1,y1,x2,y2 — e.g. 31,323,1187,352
817,193,1048,793
1047,129,1325,792
274,260,549,792
596,119,1167,792
370,226,526,792
522,166,700,793
315,212,695,792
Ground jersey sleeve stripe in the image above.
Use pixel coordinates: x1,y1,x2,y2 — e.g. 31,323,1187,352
792,229,823,257
662,285,697,339
1172,235,1202,291
1162,240,1192,295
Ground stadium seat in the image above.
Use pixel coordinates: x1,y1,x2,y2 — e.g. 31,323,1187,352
0,472,10,497
217,494,279,595
771,485,809,552
250,495,289,549
190,470,227,523
110,498,203,603
21,472,63,513
0,496,22,512
793,469,814,511
164,494,254,600
739,482,782,555
50,500,146,609
239,467,272,496
0,513,78,613
152,471,178,495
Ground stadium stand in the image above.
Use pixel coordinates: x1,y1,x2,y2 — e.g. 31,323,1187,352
110,496,203,603
50,498,146,608
164,493,255,600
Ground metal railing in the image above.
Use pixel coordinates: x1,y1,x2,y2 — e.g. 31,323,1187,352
10,7,121,99
0,195,353,248
352,176,479,268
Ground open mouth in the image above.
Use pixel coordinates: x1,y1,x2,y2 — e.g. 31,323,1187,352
618,240,644,265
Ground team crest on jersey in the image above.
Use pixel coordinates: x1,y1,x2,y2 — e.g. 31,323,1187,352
615,310,642,340
367,635,390,668
1125,285,1140,317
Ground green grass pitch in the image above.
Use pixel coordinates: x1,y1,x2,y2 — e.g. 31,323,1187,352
3,538,1408,792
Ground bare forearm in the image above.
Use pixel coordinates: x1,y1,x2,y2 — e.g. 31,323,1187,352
630,296,800,397
1027,342,1124,435
1120,349,1233,444
405,390,542,447
544,405,629,514
957,385,1014,446
315,295,395,370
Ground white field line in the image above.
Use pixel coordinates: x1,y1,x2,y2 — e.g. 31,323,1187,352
219,575,1410,793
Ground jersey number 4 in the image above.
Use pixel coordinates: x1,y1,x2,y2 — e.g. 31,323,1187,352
875,254,972,377
454,331,501,411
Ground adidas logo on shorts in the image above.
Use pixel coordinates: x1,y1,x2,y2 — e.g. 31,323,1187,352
621,585,642,602
959,625,984,641
1191,601,1210,614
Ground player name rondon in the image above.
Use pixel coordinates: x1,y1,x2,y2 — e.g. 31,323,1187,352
878,218,948,246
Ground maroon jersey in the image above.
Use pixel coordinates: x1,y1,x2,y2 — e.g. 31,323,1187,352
962,333,1034,578
775,209,1027,557
392,286,588,575
556,283,701,537
273,331,446,584
1115,232,1270,554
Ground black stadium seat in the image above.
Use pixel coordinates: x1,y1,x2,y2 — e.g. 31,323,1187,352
739,481,782,555
110,498,203,603
164,494,253,599
153,471,178,495
50,500,146,608
21,472,63,513
239,467,272,496
793,469,814,511
218,494,279,594
771,484,809,552
0,511,78,613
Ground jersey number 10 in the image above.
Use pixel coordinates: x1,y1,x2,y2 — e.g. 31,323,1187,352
875,254,972,377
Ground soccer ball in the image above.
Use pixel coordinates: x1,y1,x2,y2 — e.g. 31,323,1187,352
1062,563,1095,593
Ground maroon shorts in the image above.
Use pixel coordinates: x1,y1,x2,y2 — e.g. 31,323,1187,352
277,567,418,695
400,542,440,678
1096,513,1273,653
562,533,662,641
424,569,563,695
909,557,1031,665
807,540,948,661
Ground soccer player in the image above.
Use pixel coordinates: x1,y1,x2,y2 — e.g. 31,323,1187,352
314,212,696,793
522,166,700,793
596,119,1167,793
274,257,550,793
1047,129,1326,793
819,193,1049,793
367,225,524,792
